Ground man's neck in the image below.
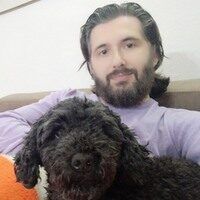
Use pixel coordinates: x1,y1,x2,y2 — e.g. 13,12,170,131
99,95,150,108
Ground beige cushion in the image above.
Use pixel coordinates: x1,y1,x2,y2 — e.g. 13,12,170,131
0,79,200,112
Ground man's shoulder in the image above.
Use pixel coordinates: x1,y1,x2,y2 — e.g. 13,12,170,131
50,88,98,103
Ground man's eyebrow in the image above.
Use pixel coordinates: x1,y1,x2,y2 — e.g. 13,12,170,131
94,44,107,52
121,37,140,42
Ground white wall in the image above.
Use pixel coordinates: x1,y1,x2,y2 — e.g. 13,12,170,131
0,0,200,98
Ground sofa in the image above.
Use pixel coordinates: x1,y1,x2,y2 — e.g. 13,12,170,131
0,79,200,112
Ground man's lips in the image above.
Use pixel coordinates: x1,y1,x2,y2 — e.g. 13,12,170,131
110,72,133,82
107,68,138,83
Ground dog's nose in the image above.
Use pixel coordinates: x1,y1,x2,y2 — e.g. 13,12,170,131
71,153,94,171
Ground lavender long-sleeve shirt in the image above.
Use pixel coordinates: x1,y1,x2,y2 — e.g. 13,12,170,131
0,88,200,164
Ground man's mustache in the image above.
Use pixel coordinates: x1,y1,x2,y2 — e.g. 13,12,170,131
107,68,138,81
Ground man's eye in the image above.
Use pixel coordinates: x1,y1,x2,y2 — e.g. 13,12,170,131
126,43,134,48
99,49,107,55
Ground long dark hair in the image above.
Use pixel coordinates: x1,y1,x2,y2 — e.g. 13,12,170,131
80,2,169,98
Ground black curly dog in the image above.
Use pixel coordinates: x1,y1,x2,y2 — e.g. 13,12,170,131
14,97,200,200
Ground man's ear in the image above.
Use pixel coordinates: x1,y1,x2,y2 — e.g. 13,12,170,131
152,46,159,69
88,62,95,78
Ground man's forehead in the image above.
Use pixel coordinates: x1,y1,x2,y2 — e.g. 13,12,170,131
90,16,145,50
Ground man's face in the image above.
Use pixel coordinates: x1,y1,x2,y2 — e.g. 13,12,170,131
89,16,158,107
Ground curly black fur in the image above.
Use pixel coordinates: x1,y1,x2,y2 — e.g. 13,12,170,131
14,97,200,200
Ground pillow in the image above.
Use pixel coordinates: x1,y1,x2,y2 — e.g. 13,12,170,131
0,154,39,200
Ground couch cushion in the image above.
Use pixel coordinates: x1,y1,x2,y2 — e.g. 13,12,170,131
0,79,200,112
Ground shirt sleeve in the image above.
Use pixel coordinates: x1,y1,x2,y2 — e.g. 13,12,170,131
165,108,200,165
0,88,78,156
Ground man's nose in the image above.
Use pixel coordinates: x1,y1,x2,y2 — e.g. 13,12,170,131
112,49,126,69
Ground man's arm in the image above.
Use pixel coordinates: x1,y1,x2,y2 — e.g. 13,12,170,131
166,109,200,165
0,89,78,156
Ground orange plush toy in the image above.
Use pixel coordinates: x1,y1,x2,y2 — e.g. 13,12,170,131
0,155,42,200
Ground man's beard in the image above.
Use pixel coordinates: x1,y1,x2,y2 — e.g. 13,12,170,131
92,64,155,108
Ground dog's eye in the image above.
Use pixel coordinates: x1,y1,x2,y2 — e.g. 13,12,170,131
98,143,108,149
55,132,61,139
86,160,92,167
55,134,59,139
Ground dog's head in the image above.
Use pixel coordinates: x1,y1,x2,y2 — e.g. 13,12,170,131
14,97,149,200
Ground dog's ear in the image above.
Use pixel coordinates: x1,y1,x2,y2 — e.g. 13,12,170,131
14,120,43,189
14,107,69,189
117,123,150,183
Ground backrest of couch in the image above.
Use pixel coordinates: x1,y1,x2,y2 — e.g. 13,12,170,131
0,79,200,112
154,79,200,111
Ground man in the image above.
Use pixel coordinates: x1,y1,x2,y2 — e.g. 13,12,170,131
0,2,200,164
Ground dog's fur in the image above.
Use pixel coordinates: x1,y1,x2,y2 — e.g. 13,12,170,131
15,97,200,200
